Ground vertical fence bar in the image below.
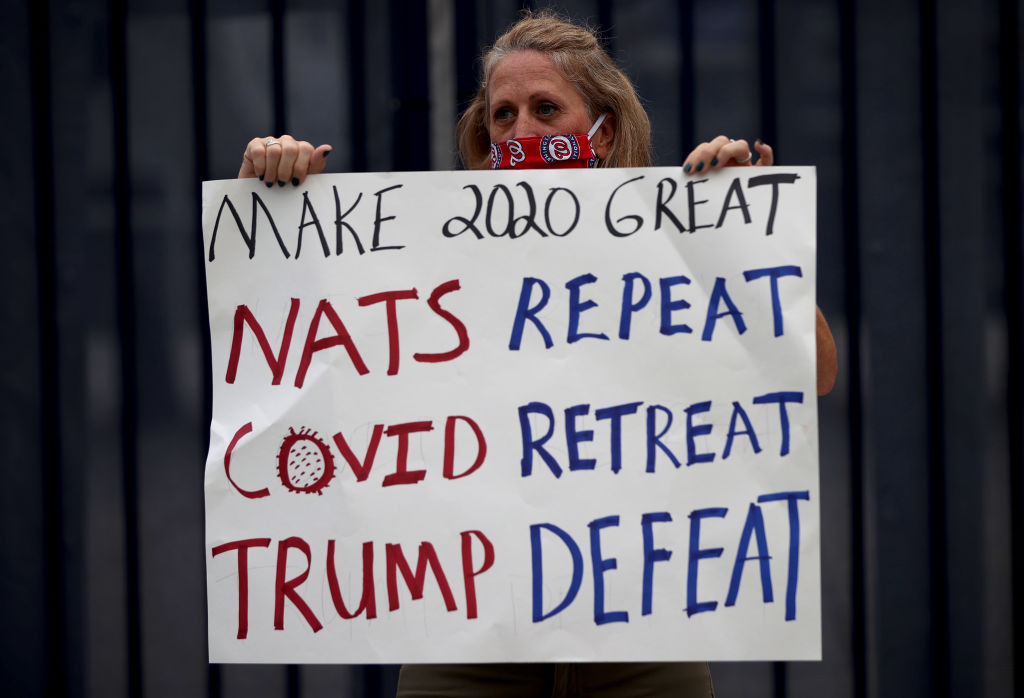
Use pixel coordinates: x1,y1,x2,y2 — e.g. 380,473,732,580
273,4,299,690
347,0,367,171
919,2,950,696
271,0,286,137
189,0,217,695
677,0,694,156
838,0,866,696
758,2,783,694
346,0,368,682
597,0,613,56
453,0,478,125
1000,1,1023,695
30,0,67,691
110,0,142,695
350,0,370,170
757,0,777,151
390,0,430,171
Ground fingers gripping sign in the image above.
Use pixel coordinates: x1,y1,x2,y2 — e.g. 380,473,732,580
750,139,773,166
683,135,774,175
238,135,333,186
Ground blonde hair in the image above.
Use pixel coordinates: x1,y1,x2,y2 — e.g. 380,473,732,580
456,11,652,170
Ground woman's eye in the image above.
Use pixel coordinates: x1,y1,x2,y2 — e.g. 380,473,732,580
494,107,513,121
538,103,557,116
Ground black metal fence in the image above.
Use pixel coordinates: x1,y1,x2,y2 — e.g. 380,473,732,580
2,0,1021,696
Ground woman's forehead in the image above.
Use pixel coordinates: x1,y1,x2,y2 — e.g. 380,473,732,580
487,50,578,102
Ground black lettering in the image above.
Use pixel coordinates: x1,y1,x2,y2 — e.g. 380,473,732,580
332,186,366,255
544,187,580,237
371,184,405,251
296,191,330,258
604,175,645,237
655,178,686,233
208,192,291,261
485,184,515,238
685,179,713,233
442,185,484,239
748,173,801,236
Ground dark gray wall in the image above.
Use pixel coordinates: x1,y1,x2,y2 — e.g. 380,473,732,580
2,0,1021,696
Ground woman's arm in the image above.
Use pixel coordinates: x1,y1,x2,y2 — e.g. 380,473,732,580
238,134,332,186
816,306,838,396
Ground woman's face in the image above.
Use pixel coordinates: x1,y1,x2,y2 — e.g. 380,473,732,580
487,50,611,158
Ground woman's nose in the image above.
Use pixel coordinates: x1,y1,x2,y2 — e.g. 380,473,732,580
511,115,539,139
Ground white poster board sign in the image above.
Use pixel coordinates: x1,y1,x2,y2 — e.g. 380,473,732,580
202,166,821,663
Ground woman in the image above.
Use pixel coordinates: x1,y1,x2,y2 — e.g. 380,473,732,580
239,13,836,397
238,11,837,696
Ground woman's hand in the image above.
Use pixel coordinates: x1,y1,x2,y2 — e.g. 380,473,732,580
238,135,332,186
682,136,772,174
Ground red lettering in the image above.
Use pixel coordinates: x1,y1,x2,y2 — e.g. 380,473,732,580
332,424,385,481
358,288,419,376
460,530,495,619
274,537,323,632
211,537,271,639
413,279,470,364
225,299,300,384
326,541,377,619
381,421,433,487
224,422,269,499
295,299,369,388
443,415,487,480
385,542,457,612
277,428,336,495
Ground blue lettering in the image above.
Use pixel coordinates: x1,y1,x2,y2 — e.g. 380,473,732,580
595,402,642,473
530,523,584,622
702,277,747,341
743,265,802,337
641,512,673,616
686,507,727,616
619,272,652,339
509,277,554,350
589,516,628,625
725,503,773,608
723,401,762,459
518,402,562,477
646,405,681,472
685,401,714,466
565,404,595,471
752,391,803,456
659,275,692,336
566,273,609,343
757,490,810,621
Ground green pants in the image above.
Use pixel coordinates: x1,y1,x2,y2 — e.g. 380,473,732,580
396,662,714,697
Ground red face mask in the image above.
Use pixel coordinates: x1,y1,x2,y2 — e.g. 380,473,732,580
490,114,607,170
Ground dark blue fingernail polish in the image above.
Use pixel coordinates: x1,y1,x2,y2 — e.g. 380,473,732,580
683,163,692,173
265,181,273,188
278,180,286,187
292,177,299,187
696,161,705,172
258,174,264,181
711,157,719,167
323,149,332,158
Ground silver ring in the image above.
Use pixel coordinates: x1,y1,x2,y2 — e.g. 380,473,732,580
736,151,752,164
265,138,280,147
